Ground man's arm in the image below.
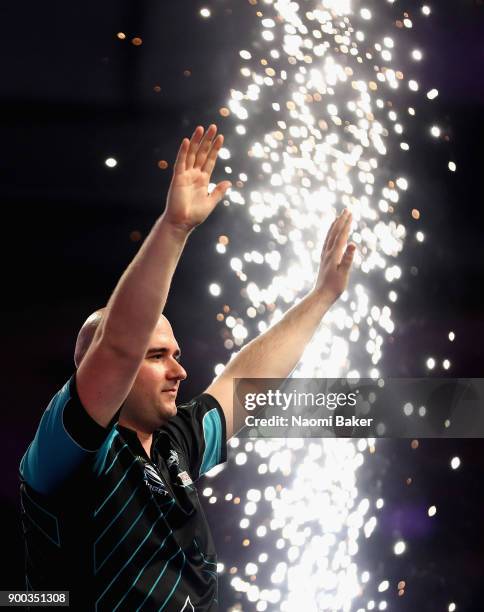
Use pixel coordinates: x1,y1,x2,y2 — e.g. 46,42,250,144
77,124,231,427
205,209,356,439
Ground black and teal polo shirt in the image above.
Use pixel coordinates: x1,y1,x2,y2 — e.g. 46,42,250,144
19,374,227,611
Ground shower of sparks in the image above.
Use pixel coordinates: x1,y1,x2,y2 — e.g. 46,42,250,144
218,437,380,610
201,0,450,609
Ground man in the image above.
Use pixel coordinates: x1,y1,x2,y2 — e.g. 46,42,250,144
19,124,355,611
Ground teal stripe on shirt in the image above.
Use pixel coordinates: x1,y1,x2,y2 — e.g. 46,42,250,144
199,408,222,477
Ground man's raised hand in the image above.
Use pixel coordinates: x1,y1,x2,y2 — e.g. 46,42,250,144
164,125,232,232
314,208,356,303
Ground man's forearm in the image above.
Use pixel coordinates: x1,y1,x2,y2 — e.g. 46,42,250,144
88,125,230,362
224,289,334,379
206,210,355,439
98,213,189,357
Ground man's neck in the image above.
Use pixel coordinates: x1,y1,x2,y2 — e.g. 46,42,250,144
137,432,153,459
118,417,153,459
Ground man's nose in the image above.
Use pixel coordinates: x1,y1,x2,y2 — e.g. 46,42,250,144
168,360,187,381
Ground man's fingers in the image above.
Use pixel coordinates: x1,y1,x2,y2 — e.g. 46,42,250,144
326,209,349,252
338,243,356,272
209,180,232,207
201,134,224,177
195,124,217,169
330,210,353,263
322,217,338,252
186,126,204,169
173,138,189,174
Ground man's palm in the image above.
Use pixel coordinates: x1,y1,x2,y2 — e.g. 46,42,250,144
165,125,231,231
315,209,356,302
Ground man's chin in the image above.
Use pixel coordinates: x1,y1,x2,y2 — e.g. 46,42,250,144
161,401,177,419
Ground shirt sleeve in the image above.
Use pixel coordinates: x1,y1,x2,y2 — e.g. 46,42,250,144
19,373,117,495
160,393,227,481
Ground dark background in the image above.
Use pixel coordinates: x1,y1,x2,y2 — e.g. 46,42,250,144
1,0,483,609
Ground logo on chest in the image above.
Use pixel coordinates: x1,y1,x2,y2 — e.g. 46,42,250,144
139,449,194,498
142,462,170,497
167,449,179,469
164,449,194,488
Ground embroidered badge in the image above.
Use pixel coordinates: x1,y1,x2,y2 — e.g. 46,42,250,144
177,470,193,487
167,449,180,469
